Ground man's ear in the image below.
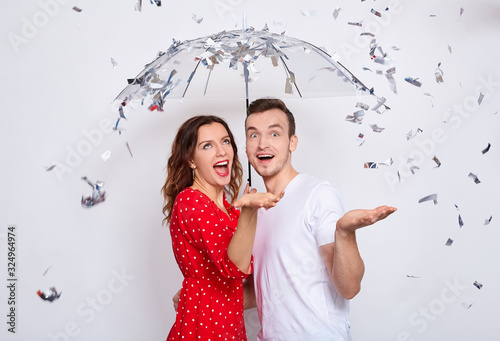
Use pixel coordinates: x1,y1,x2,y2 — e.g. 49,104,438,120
289,135,298,152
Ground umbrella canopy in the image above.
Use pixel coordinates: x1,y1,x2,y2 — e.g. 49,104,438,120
114,27,373,112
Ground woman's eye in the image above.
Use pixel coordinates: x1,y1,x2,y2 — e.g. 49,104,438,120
203,143,212,149
223,138,230,144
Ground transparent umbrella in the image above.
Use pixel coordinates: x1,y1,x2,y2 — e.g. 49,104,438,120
114,27,375,183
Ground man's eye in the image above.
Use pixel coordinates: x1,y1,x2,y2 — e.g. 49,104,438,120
250,133,258,138
272,132,279,137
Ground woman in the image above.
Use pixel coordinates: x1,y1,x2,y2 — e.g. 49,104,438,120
162,115,280,341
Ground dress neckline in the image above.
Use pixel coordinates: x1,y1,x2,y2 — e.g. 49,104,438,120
188,188,233,221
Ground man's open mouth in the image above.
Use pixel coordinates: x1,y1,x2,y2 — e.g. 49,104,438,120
257,154,274,161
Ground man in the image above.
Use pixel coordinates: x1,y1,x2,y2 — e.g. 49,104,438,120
242,98,396,340
173,98,396,340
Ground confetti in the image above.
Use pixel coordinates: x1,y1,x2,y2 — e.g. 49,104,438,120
345,110,365,124
468,173,481,184
348,22,363,27
356,133,365,146
364,157,392,169
333,7,341,19
371,97,387,111
481,143,491,154
135,0,142,12
370,9,382,17
72,6,82,12
460,7,465,17
432,156,441,167
473,281,482,290
435,65,444,83
369,124,385,133
45,164,56,171
37,287,62,302
119,105,126,119
385,67,397,94
459,214,464,228
361,32,375,37
448,44,452,53
391,46,401,51
461,302,474,309
419,194,438,205
81,176,106,208
301,10,317,16
101,151,111,161
192,14,203,24
478,92,484,105
126,142,134,157
409,166,420,174
356,102,370,110
152,0,161,6
445,238,453,246
111,58,118,69
405,77,422,87
42,265,52,277
406,128,423,140
407,275,420,278
484,216,493,225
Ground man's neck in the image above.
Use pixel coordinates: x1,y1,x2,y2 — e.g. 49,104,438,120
263,167,299,196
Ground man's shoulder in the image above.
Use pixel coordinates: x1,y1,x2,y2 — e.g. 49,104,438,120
297,173,337,191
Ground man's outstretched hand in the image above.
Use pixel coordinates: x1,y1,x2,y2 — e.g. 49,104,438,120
337,206,397,235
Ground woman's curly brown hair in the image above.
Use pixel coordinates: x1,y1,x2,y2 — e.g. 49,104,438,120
161,115,243,224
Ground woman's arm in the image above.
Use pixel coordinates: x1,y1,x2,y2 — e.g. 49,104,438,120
227,186,282,273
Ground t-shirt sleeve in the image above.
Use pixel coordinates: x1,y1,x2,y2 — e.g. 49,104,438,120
305,183,346,247
174,192,251,279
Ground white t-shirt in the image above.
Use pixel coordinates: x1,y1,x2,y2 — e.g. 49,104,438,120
253,174,351,341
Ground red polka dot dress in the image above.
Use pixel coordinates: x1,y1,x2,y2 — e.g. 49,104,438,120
167,188,252,341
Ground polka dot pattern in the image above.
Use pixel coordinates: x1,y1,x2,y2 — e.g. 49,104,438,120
167,188,251,341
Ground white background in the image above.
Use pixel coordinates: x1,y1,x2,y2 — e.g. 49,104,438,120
1,0,499,340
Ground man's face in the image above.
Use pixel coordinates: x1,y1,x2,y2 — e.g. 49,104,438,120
245,108,297,179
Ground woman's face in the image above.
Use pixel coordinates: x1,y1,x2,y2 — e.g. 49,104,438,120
191,122,234,189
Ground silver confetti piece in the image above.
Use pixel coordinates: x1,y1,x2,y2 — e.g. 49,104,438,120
468,172,481,184
37,287,62,302
482,143,491,154
405,77,422,87
445,238,453,246
345,110,365,124
432,156,441,167
81,176,107,208
419,194,438,205
369,124,385,133
473,281,483,290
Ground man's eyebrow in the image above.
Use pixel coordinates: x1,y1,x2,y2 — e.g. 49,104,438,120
269,124,284,130
246,124,284,132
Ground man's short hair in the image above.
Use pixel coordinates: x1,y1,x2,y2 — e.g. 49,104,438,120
247,98,296,137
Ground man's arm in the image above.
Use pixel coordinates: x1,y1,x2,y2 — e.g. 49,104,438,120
243,274,257,309
320,206,397,300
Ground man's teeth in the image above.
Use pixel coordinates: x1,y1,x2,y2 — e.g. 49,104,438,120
258,155,273,160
